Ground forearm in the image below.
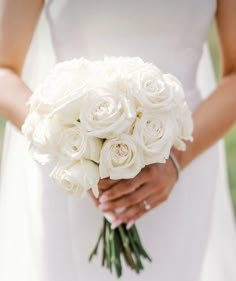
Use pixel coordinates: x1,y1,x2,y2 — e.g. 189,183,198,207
175,71,236,169
0,68,31,129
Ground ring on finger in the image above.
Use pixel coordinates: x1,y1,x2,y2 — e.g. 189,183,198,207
143,199,151,211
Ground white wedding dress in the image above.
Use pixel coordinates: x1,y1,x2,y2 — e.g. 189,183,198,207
0,0,236,280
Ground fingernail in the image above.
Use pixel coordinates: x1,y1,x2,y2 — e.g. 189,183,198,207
104,212,115,223
115,207,125,215
99,203,109,211
126,220,135,230
99,194,108,203
111,219,122,229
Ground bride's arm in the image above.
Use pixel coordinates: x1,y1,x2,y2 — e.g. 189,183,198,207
0,0,44,128
98,0,236,228
174,0,236,169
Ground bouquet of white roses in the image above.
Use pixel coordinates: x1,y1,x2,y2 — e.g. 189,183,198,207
22,56,193,277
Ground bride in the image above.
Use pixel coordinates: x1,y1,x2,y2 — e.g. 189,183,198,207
0,0,236,280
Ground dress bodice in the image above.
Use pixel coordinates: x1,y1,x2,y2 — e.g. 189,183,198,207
45,0,217,109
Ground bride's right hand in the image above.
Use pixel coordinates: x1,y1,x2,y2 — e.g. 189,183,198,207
0,0,44,129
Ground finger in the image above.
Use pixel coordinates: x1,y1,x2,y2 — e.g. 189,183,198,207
111,204,140,229
116,194,155,223
88,189,100,207
114,191,168,227
103,211,116,223
99,183,155,212
99,173,146,203
98,178,121,191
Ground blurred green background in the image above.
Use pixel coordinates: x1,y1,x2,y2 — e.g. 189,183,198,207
0,22,235,212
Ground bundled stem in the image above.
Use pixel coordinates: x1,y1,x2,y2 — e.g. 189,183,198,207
89,218,152,278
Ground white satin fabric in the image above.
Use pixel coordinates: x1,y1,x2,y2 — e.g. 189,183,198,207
0,1,236,280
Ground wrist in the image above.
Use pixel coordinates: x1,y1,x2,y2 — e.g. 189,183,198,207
168,149,182,182
169,151,181,181
170,147,184,170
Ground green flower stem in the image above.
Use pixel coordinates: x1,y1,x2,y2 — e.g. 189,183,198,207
126,228,144,271
109,226,115,273
110,229,116,264
110,228,122,278
88,227,103,262
114,230,122,278
89,219,152,277
115,226,132,269
106,221,112,271
102,218,107,266
118,225,139,272
132,225,152,262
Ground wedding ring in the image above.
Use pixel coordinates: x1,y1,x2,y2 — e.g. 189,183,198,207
143,200,151,211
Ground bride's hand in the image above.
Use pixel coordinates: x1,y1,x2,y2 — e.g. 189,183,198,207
97,156,178,229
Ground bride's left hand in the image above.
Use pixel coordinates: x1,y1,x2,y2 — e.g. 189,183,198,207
98,157,178,229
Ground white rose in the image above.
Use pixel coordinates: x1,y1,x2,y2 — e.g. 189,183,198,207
50,159,99,198
29,58,92,115
22,113,62,164
47,91,85,124
173,102,193,151
48,60,113,123
130,65,179,111
80,87,136,139
99,134,145,180
132,112,174,165
58,122,103,163
21,111,42,142
163,73,185,104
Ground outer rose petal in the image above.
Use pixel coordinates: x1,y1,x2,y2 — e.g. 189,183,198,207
99,134,145,180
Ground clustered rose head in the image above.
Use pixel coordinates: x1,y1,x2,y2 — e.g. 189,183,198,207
22,56,193,198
